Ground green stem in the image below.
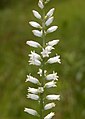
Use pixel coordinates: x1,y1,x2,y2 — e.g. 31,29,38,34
40,4,46,119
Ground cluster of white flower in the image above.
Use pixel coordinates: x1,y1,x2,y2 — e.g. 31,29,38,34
24,0,61,119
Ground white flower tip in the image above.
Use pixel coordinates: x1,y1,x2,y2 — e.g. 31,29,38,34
38,0,44,9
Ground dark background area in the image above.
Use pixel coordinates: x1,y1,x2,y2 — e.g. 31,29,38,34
0,0,85,119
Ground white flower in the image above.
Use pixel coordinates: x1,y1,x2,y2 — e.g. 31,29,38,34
46,8,55,18
32,10,41,19
27,93,39,100
45,81,56,88
38,0,44,9
41,46,54,58
24,108,39,116
28,87,44,94
37,68,47,76
44,112,55,119
29,51,41,60
46,39,59,46
26,75,40,84
29,59,41,66
28,87,39,94
45,17,54,26
47,26,58,33
29,51,41,66
46,94,60,100
41,48,51,57
26,41,41,48
32,30,42,37
47,54,61,64
29,21,41,28
44,102,55,110
46,71,59,81
45,45,54,51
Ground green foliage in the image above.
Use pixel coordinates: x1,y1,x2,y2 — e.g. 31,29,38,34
0,0,85,119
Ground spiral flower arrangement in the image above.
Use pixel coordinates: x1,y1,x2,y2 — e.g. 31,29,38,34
24,0,61,119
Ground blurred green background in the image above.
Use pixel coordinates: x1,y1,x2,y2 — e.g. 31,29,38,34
0,0,85,119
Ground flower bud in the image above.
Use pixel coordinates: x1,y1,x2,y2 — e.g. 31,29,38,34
45,17,54,26
29,21,41,28
32,10,41,19
32,30,42,37
46,39,59,46
46,94,60,100
47,26,58,33
46,8,55,18
26,41,41,48
38,0,44,9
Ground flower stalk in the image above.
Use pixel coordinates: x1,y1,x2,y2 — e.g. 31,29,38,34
24,0,61,119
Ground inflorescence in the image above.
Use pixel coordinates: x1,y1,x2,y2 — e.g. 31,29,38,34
24,0,61,119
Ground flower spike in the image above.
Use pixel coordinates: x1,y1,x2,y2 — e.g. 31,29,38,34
25,0,61,118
